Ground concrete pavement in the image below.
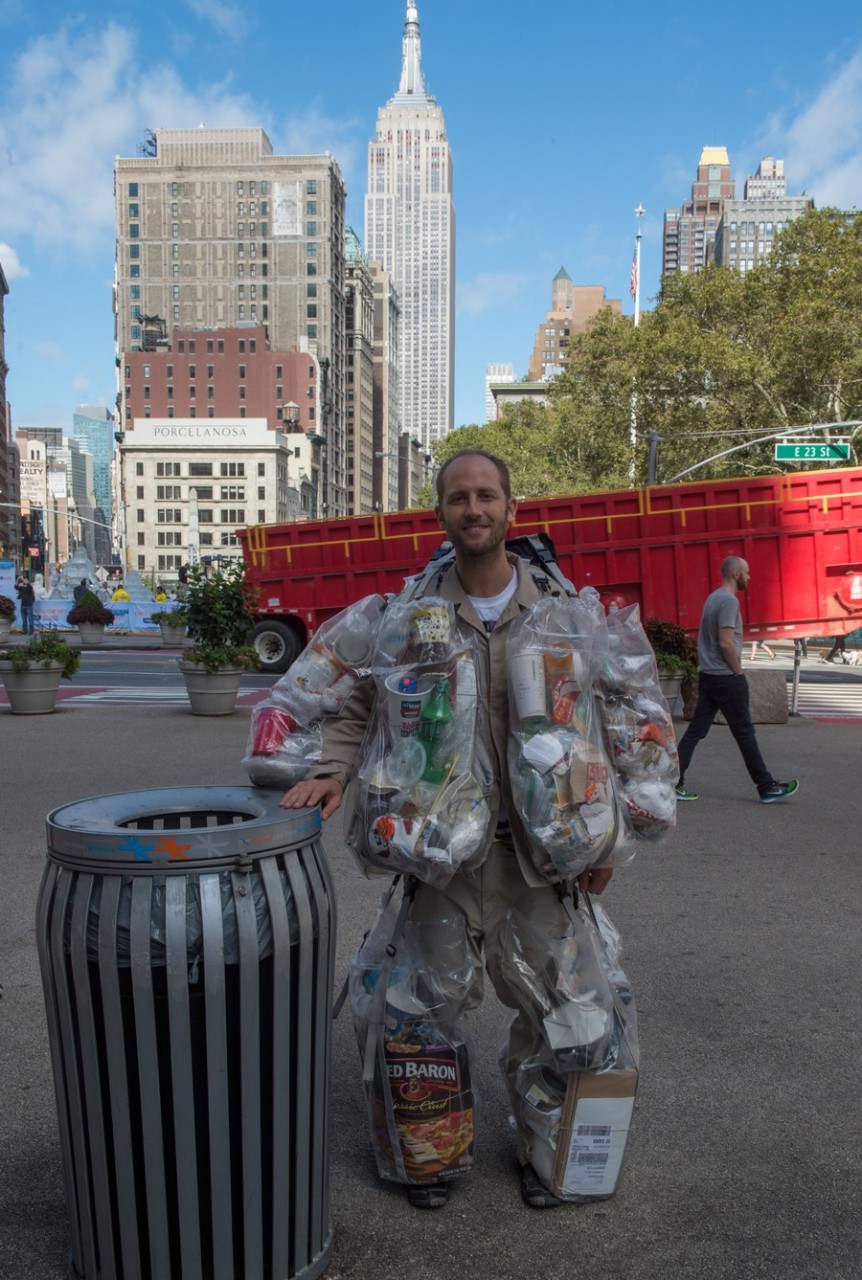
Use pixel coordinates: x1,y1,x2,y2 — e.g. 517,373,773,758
0,700,859,1280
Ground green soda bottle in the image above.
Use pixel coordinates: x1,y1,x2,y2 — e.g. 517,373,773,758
418,677,454,783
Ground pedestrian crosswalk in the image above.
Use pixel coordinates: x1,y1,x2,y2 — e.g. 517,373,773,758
62,687,189,704
789,682,862,719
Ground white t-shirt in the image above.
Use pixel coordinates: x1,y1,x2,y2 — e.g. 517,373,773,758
467,567,518,630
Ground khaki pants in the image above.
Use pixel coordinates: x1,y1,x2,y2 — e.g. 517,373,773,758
409,841,572,1166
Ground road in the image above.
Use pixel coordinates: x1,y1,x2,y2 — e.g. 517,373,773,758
1,687,860,1280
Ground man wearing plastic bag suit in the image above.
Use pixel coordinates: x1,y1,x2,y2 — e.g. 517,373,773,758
281,449,614,1209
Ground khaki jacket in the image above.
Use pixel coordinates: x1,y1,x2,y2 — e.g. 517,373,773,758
317,552,553,888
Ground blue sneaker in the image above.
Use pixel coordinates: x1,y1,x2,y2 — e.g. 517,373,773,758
759,780,799,804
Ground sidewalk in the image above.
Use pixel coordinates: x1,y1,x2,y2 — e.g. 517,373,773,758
1,705,859,1280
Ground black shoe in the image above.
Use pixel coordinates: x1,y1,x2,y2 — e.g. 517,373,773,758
759,780,799,804
520,1162,564,1209
406,1180,451,1209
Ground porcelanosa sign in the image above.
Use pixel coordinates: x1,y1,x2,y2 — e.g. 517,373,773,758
129,419,271,449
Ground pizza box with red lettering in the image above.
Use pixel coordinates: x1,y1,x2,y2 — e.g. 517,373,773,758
550,1067,639,1200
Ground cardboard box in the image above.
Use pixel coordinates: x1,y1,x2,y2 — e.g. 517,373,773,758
550,1067,638,1199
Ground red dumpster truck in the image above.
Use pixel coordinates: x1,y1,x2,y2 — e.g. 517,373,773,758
238,466,862,672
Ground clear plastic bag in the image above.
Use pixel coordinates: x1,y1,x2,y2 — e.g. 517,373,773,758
506,598,625,882
499,906,617,1074
344,598,494,885
349,892,477,1186
594,603,679,841
241,594,385,787
503,896,639,1202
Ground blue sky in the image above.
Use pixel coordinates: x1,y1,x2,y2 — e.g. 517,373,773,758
2,0,862,436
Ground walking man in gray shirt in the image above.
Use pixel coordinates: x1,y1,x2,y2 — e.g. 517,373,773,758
676,556,799,804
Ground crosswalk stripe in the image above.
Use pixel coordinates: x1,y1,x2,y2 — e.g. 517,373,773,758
791,685,862,719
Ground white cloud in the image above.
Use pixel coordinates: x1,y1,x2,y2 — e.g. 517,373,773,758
0,24,265,254
277,103,366,198
33,341,67,364
457,272,538,317
781,49,862,207
185,0,247,41
0,242,28,279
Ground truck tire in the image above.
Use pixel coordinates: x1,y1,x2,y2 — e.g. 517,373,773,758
250,620,303,674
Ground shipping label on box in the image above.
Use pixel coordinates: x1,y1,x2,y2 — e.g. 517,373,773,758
551,1068,638,1199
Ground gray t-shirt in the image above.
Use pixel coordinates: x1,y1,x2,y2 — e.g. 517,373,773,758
697,587,741,674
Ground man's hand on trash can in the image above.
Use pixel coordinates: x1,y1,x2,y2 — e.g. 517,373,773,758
280,777,344,820
576,866,614,896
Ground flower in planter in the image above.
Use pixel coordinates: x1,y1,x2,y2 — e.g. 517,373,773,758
1,633,81,679
642,617,698,677
0,594,16,621
66,590,116,628
151,607,189,627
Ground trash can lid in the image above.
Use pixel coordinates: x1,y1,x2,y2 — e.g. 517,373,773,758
45,786,322,873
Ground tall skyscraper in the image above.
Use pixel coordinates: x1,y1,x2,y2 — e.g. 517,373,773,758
485,364,515,423
365,2,455,448
712,157,813,272
663,146,735,277
114,128,349,516
527,271,622,382
72,406,113,534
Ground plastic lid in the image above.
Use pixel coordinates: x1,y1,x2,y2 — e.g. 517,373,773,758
385,737,427,788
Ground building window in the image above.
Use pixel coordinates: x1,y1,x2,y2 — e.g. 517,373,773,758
129,203,139,218
307,283,317,297
129,224,139,238
307,304,317,318
136,462,144,476
137,532,145,546
189,462,213,476
307,263,317,276
220,462,245,477
217,339,224,354
307,221,317,236
306,180,317,195
130,245,140,259
307,325,317,339
129,182,138,196
220,485,245,500
258,463,265,477
258,486,266,499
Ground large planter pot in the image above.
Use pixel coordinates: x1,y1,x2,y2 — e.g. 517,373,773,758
159,622,188,646
658,670,686,713
77,622,106,645
179,662,244,716
0,618,13,641
0,660,64,714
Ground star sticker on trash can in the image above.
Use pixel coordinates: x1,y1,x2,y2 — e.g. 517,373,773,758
118,834,155,862
154,835,193,862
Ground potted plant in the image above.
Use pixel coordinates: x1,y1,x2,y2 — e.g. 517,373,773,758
0,594,15,641
0,633,81,714
179,560,258,715
66,591,115,645
151,605,189,647
643,616,699,709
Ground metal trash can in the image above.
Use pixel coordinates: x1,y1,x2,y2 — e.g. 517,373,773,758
36,786,336,1280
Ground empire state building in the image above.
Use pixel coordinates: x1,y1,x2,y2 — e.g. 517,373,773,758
365,2,455,448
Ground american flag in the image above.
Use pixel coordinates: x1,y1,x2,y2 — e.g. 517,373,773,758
629,247,638,300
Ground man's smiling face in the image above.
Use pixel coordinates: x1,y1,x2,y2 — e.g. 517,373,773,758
435,454,516,563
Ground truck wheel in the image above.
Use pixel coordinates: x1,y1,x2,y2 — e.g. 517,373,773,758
250,620,303,674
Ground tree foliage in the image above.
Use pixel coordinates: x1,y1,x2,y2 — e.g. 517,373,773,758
436,208,862,500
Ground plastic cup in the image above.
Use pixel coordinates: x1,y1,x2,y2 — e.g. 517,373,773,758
384,672,434,738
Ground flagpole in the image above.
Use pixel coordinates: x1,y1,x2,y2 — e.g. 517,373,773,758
633,203,644,326
629,204,646,478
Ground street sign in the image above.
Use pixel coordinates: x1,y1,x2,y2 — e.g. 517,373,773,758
774,442,851,461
